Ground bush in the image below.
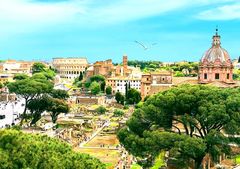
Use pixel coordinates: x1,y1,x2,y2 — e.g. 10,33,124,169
0,129,105,169
95,106,107,115
113,109,124,117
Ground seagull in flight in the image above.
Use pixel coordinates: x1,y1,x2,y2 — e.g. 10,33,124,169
135,40,148,50
134,41,157,50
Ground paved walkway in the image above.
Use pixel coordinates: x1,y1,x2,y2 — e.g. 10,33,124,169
79,121,109,147
78,146,118,150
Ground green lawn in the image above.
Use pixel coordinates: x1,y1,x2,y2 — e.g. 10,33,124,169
131,164,142,169
151,152,165,169
236,155,240,164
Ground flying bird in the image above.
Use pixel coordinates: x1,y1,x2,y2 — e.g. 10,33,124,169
134,41,157,50
134,41,148,50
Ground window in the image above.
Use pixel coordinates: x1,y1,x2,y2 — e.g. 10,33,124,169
227,73,230,79
204,73,207,79
215,73,219,80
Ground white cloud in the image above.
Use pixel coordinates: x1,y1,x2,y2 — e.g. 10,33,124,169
0,0,237,35
197,3,240,20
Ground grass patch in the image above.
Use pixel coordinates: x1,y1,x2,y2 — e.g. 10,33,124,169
131,164,142,169
105,163,114,169
236,155,240,164
151,152,165,169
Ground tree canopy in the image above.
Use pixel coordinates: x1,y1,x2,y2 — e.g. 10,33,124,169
115,92,124,105
50,89,69,100
90,81,101,95
106,86,112,95
32,62,56,80
7,74,53,123
0,129,105,169
46,98,69,123
126,88,141,105
118,85,240,168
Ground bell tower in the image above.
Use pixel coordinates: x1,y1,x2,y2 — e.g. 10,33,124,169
123,55,128,76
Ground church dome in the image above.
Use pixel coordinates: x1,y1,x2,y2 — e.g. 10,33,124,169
201,46,231,63
201,29,232,64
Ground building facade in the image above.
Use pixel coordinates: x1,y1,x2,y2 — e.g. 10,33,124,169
106,77,141,95
0,60,33,75
53,57,88,80
141,71,173,99
86,55,141,79
198,29,234,84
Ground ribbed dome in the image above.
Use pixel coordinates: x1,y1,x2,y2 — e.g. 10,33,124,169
200,30,232,64
201,46,231,63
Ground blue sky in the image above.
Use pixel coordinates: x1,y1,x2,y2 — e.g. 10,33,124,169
0,0,240,63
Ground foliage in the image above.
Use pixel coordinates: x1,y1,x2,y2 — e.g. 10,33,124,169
95,106,107,115
115,92,125,105
126,88,141,105
32,62,56,80
7,75,53,124
123,105,129,110
90,81,101,95
0,83,3,89
46,98,69,123
100,81,106,92
73,72,84,86
79,71,83,81
128,60,162,70
13,73,28,80
32,62,46,73
50,89,69,100
84,82,91,88
118,85,240,168
90,75,105,82
233,69,240,80
113,109,124,117
27,95,49,125
174,71,185,77
106,86,112,95
0,129,105,169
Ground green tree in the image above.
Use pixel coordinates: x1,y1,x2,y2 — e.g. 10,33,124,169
118,85,240,169
90,75,105,82
7,77,53,124
79,71,83,81
106,86,112,95
50,89,69,100
46,98,69,123
100,80,106,92
126,88,141,104
0,129,105,169
32,62,55,80
13,73,29,81
90,81,101,95
95,106,107,115
115,92,125,104
0,83,3,89
32,62,46,74
27,95,49,125
113,109,124,117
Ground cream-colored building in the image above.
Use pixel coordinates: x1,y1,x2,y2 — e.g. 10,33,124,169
0,60,33,75
52,57,88,80
106,76,141,95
